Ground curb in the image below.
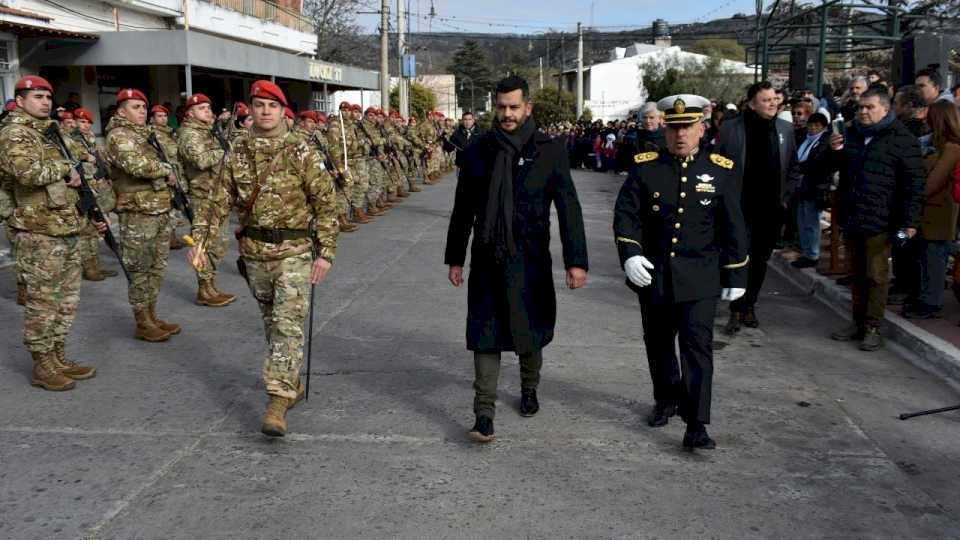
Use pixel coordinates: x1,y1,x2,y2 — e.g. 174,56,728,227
768,253,960,387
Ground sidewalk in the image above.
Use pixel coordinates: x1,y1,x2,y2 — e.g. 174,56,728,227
770,248,960,387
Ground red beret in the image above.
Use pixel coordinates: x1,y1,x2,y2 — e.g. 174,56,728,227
283,107,294,120
365,106,378,115
351,104,362,112
389,110,401,118
297,110,316,122
15,75,53,93
150,105,168,116
316,112,328,123
186,93,211,108
235,102,249,117
117,88,148,105
73,107,94,122
250,80,288,107
58,111,74,121
339,101,352,110
4,100,16,112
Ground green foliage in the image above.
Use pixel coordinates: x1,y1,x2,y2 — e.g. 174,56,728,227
530,87,578,125
688,38,746,63
389,82,437,121
476,111,495,131
640,56,752,106
447,40,496,113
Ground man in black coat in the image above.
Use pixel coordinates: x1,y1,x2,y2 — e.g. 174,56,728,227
445,111,483,168
445,76,589,443
827,87,926,351
614,94,749,451
715,81,801,334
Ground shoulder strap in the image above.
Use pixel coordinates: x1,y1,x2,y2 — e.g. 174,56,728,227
241,145,287,222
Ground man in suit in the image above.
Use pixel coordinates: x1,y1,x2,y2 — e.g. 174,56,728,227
614,94,748,450
715,81,800,334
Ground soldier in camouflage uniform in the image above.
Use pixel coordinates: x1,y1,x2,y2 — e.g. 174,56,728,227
419,111,442,183
0,76,101,391
188,81,339,437
328,103,373,224
149,105,187,251
405,115,428,190
1,100,26,305
106,88,181,342
309,111,358,233
358,107,392,205
381,110,414,196
66,108,119,282
178,93,237,307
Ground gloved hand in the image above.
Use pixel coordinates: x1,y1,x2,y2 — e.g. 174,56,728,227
624,255,655,287
721,288,746,301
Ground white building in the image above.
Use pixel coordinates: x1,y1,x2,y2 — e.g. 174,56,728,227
0,0,379,132
559,42,753,122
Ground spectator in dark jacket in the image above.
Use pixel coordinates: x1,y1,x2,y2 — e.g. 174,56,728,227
828,87,926,351
791,113,833,268
446,111,484,168
635,101,666,152
716,81,801,334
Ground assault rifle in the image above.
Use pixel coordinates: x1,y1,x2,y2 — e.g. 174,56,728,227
44,124,130,282
72,130,110,180
146,132,194,224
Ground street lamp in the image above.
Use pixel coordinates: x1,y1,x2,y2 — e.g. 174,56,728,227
459,74,476,114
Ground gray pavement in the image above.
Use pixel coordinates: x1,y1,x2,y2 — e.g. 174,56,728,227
1,169,958,539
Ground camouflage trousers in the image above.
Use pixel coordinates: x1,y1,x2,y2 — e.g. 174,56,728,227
349,158,371,211
91,178,116,214
16,233,81,353
5,224,22,288
244,251,312,399
119,212,171,312
79,221,100,261
195,212,228,282
335,183,350,217
363,158,385,206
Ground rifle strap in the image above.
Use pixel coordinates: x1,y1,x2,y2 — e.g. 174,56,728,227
241,146,287,224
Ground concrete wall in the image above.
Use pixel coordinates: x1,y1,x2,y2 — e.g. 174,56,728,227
177,0,317,55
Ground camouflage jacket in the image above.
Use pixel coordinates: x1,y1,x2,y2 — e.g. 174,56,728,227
356,119,383,159
417,120,440,148
105,116,173,215
70,130,103,180
0,115,15,220
382,122,410,155
192,127,339,262
0,111,84,236
177,117,226,203
327,114,363,165
404,124,427,156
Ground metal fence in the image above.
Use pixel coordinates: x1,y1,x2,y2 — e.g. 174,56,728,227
206,0,315,34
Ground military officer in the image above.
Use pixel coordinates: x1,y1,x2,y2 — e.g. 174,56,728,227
177,93,237,307
70,107,118,282
106,88,181,342
613,94,749,451
187,80,339,438
0,75,103,390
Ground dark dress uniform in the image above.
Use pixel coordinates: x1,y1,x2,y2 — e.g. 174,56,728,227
613,147,748,427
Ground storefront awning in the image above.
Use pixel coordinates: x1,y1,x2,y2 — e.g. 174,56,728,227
19,30,378,89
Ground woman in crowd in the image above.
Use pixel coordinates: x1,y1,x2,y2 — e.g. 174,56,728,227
902,101,960,319
791,113,834,269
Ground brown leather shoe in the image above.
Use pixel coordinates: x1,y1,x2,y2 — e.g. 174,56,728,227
82,257,106,281
210,279,237,306
339,215,358,232
169,232,185,250
31,351,75,391
366,205,387,216
53,342,96,380
150,304,181,335
135,310,171,342
261,396,292,437
396,190,410,198
196,280,232,307
354,209,373,224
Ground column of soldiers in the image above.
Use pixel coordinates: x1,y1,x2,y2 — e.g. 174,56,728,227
0,73,463,436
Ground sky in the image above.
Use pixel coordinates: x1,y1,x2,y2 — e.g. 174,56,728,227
355,0,759,34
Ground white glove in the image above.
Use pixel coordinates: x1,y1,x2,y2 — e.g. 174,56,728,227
721,288,746,302
624,255,655,287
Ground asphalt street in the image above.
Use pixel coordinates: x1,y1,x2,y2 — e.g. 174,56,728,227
1,169,958,539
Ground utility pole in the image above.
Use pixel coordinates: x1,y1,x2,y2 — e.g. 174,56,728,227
576,22,583,120
397,0,408,116
380,0,390,111
539,57,544,89
558,32,564,98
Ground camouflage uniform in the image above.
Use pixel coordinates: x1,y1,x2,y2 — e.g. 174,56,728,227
191,126,339,400
0,114,23,304
0,110,96,387
418,118,441,181
310,128,354,221
105,115,175,336
358,118,389,201
65,129,117,281
177,117,231,289
325,113,362,217
383,121,412,194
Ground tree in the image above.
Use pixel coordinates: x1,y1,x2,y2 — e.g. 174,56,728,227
688,39,747,62
530,87,577,125
389,82,437,121
640,56,753,106
447,41,496,113
303,0,371,64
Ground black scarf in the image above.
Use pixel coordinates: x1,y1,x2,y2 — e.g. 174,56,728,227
854,110,896,138
480,116,537,260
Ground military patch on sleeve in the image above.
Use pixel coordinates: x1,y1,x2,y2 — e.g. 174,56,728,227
709,153,734,169
634,152,658,164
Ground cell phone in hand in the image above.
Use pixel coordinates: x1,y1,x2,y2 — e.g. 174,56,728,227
832,116,845,136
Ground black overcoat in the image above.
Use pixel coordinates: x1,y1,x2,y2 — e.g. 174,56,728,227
444,130,589,353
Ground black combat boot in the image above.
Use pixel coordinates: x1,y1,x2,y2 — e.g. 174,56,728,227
742,306,759,328
519,388,539,417
646,402,676,427
682,422,716,451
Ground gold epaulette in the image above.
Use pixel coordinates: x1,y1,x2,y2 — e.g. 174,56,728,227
710,153,734,169
634,152,658,164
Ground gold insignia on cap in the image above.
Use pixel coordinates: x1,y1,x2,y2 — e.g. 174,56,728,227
674,98,686,114
634,151,658,164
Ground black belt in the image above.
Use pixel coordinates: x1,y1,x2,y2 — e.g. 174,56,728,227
240,227,310,244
